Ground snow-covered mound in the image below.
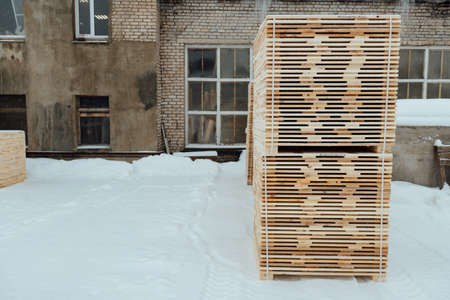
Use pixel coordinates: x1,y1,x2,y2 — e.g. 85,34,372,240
26,154,220,183
132,154,218,178
27,158,132,181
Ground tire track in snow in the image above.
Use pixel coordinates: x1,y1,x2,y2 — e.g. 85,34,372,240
188,167,262,300
387,223,450,300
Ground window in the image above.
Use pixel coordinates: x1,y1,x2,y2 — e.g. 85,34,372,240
399,48,450,99
186,47,251,147
77,96,110,147
74,0,109,40
0,95,27,139
0,0,24,38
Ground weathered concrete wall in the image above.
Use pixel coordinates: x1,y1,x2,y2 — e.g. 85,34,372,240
0,42,27,94
0,0,160,151
393,126,450,187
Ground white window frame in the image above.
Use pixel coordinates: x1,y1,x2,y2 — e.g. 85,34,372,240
74,0,108,40
185,45,252,149
398,46,450,99
0,0,25,40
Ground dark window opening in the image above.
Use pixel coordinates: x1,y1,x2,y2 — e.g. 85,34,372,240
0,95,27,141
77,96,110,146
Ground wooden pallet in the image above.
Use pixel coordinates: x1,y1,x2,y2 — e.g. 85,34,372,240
253,15,400,154
253,151,391,280
0,131,26,188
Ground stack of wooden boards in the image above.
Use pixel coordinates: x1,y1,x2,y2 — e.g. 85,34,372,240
248,15,400,280
0,131,26,188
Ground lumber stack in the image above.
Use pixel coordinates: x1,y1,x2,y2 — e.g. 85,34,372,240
250,15,400,281
0,131,26,188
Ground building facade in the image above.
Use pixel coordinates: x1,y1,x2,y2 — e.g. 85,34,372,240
1,0,449,186
0,0,160,152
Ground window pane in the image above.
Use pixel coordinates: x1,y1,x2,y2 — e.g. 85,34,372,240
429,50,442,80
188,49,216,78
202,82,217,111
427,83,439,99
12,0,23,14
409,50,424,79
80,117,110,145
188,82,202,110
409,82,423,99
188,82,216,111
442,83,450,98
398,83,422,99
0,1,17,35
188,115,216,144
203,50,216,77
430,50,450,79
427,83,450,99
0,95,27,133
221,48,250,78
15,16,24,35
78,0,91,35
399,49,409,79
221,82,248,111
236,49,250,78
444,51,450,79
221,115,247,144
220,49,234,78
94,0,108,36
398,82,407,99
399,49,424,79
79,96,109,108
188,50,202,77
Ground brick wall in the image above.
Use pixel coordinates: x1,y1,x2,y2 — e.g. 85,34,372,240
111,0,159,42
159,0,450,152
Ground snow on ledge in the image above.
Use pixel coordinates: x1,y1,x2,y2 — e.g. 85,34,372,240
173,151,218,157
396,99,450,127
76,145,110,150
0,130,25,133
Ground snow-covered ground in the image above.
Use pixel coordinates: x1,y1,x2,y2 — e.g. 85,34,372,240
0,155,450,300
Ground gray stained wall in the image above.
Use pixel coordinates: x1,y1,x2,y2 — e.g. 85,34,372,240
0,0,160,151
393,126,450,187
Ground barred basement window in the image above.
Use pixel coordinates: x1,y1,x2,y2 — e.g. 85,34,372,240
186,46,251,147
74,0,109,40
0,0,24,38
398,48,450,100
77,96,110,147
0,95,27,140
